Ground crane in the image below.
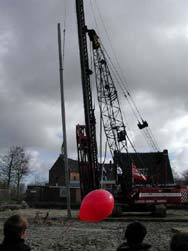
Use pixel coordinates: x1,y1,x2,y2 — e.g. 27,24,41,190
75,0,132,200
75,0,188,216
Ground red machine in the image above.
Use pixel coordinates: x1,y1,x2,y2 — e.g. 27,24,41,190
131,186,188,204
75,0,188,216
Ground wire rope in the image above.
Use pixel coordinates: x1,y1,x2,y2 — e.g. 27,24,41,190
101,43,160,152
89,2,160,152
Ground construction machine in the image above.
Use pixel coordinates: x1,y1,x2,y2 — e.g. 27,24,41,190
75,0,188,216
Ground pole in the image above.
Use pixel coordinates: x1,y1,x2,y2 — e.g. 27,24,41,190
57,23,71,218
100,113,103,188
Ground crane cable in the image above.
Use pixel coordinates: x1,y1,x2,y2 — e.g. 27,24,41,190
101,44,159,152
90,0,160,152
92,0,145,122
91,44,149,170
62,0,67,71
88,0,160,178
89,0,148,154
86,25,151,167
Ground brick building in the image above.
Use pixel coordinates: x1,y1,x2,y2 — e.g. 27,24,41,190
26,154,81,207
49,154,81,203
26,150,174,207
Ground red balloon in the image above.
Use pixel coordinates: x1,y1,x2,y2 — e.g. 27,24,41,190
79,189,114,222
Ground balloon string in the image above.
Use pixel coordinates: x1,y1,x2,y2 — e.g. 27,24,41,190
61,219,74,239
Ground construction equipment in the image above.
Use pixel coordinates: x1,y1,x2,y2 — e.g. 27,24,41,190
75,0,188,216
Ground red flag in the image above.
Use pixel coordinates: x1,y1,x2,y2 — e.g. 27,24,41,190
132,165,147,182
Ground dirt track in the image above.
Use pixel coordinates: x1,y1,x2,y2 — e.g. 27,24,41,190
0,209,187,251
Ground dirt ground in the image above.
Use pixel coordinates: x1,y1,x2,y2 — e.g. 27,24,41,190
0,209,187,251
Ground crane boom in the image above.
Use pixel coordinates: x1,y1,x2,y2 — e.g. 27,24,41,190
93,45,128,156
88,30,132,195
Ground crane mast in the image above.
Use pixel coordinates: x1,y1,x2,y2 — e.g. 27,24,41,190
75,0,99,197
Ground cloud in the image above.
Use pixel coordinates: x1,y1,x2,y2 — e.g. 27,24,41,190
0,0,187,178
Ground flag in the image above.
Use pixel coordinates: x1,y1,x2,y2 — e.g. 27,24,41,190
132,165,147,182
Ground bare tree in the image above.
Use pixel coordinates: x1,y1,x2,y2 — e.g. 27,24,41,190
14,147,30,199
0,147,17,189
172,167,183,185
182,169,188,185
0,146,30,199
29,173,48,186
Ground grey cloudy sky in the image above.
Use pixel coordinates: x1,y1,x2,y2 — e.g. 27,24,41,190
0,0,188,182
